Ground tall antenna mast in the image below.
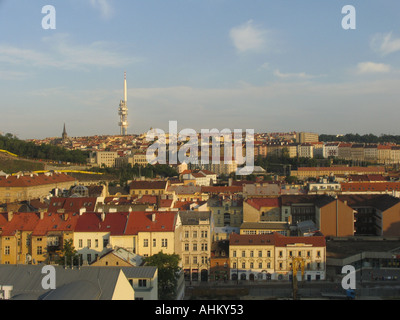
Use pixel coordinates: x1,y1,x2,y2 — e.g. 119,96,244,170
118,71,128,135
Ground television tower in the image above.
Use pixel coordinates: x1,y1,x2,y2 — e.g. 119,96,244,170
118,71,128,135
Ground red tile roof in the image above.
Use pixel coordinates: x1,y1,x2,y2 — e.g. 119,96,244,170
201,186,243,193
1,212,40,236
246,197,280,210
0,173,76,188
341,182,400,192
32,212,80,236
229,233,275,246
74,212,129,235
274,233,326,247
124,211,177,235
48,197,97,213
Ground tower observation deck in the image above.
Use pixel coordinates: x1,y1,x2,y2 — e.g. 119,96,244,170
118,71,128,135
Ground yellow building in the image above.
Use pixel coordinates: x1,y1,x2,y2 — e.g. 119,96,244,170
124,211,179,257
0,172,76,204
129,180,168,196
0,212,40,264
229,233,275,281
243,198,281,223
176,211,212,282
274,234,326,281
240,221,290,236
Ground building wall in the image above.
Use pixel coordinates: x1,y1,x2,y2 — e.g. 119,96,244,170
137,231,175,257
316,200,355,237
243,201,280,223
275,244,326,281
73,231,110,264
381,203,400,237
112,270,136,300
230,244,275,281
0,231,32,264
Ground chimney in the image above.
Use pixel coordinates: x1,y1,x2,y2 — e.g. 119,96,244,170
7,211,13,222
39,209,45,220
64,213,69,221
101,212,106,221
152,213,156,222
79,207,86,215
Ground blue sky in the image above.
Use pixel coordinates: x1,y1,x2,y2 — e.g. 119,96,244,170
0,0,400,139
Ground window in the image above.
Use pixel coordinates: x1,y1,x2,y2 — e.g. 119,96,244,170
185,243,189,251
139,279,147,287
233,262,237,269
279,251,283,258
103,239,109,248
250,262,254,268
153,239,156,247
95,239,99,248
242,262,246,269
267,250,271,257
259,263,262,269
193,231,197,238
79,239,83,248
201,243,208,251
144,239,149,247
250,251,254,258
87,239,91,248
5,246,10,255
258,251,262,257
37,246,43,255
242,251,245,257
233,250,236,258
193,243,197,251
317,251,321,258
193,256,197,264
87,254,91,263
162,239,168,247
184,231,189,238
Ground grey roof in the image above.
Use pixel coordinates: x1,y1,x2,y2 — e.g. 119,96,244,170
0,264,134,300
120,266,157,279
240,221,289,230
178,211,211,225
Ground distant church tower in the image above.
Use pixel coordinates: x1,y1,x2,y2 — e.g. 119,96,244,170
118,71,128,135
62,123,68,141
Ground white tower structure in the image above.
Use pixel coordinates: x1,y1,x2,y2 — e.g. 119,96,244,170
118,71,128,135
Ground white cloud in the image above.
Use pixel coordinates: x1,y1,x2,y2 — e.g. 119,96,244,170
370,32,400,56
0,34,138,70
356,62,391,74
89,0,114,19
229,20,268,53
273,69,319,80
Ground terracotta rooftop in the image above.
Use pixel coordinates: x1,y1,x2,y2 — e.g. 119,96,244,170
124,211,177,235
0,173,76,188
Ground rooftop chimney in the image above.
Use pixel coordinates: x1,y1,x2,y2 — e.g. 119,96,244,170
152,213,156,222
7,211,13,222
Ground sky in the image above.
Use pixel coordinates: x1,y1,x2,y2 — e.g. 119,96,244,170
0,0,400,139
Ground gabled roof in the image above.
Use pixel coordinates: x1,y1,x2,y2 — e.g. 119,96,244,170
1,212,40,236
124,211,177,235
246,197,280,210
274,232,326,247
229,232,275,246
48,197,97,213
0,173,76,188
32,212,80,236
74,212,128,235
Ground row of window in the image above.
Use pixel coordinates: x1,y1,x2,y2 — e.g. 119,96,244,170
232,261,323,270
78,239,109,249
184,255,209,265
143,238,168,248
184,243,208,251
184,230,208,238
231,250,322,258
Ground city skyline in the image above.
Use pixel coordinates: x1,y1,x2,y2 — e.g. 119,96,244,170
1,1,400,139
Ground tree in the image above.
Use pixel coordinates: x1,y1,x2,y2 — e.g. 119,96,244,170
144,252,181,300
56,239,79,266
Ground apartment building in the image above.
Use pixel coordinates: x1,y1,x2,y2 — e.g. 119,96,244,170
0,172,76,204
274,233,326,281
243,197,281,222
89,151,119,167
229,233,275,281
177,211,212,282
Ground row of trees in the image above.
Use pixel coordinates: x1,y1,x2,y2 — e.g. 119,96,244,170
319,133,400,144
90,163,178,187
0,133,88,164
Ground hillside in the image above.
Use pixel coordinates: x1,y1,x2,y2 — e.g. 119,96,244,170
0,153,45,174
